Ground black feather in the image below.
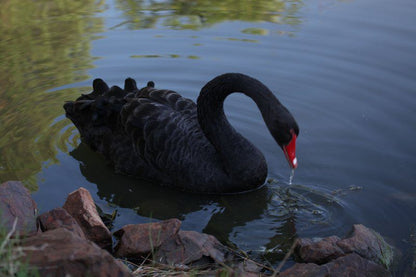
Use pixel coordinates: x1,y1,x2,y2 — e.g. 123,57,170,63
64,74,299,193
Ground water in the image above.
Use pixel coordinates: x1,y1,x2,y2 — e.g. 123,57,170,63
289,169,295,185
1,0,415,274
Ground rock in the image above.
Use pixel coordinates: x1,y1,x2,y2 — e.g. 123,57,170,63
336,224,394,269
295,224,394,269
233,259,263,276
155,230,226,265
114,218,181,258
192,264,260,277
20,228,131,277
63,187,112,249
279,262,325,277
37,207,86,239
280,253,390,277
287,224,394,276
322,253,391,277
214,268,259,277
236,259,263,273
0,181,37,237
296,236,344,264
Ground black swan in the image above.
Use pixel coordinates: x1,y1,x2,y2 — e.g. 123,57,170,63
64,73,299,193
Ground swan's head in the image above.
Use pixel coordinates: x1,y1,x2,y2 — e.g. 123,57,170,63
265,105,299,169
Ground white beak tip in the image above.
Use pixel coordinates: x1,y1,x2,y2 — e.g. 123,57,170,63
292,157,298,168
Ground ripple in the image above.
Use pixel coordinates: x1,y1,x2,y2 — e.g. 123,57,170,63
268,181,348,235
130,54,201,59
1,0,413,272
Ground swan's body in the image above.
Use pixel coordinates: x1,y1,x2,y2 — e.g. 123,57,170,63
64,73,299,193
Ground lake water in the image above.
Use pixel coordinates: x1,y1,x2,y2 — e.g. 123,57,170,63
1,0,415,274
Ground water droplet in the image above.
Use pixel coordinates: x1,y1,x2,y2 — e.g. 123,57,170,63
289,169,295,185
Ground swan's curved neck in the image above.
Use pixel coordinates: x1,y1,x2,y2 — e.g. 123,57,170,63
197,73,281,184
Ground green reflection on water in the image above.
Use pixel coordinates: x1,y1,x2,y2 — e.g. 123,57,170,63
241,27,269,35
216,37,259,43
131,54,163,58
115,0,303,30
0,0,305,191
0,0,104,190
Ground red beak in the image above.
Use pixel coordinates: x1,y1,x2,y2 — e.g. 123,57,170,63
283,130,298,169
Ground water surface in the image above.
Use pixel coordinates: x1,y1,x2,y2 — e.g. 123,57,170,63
0,0,415,273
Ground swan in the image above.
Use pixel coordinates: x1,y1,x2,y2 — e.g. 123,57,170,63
64,73,299,193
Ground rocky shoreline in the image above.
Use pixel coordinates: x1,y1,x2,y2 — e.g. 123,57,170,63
0,181,393,276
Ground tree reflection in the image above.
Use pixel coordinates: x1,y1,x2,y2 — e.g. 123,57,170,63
0,0,104,190
115,0,303,30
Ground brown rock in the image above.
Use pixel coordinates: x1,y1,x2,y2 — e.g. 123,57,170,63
193,265,261,277
214,268,260,277
321,253,390,277
236,259,263,273
280,253,390,277
279,262,325,277
234,259,263,276
336,224,394,268
296,236,345,264
234,271,262,277
37,207,86,239
155,230,226,265
0,181,37,237
114,218,181,258
63,187,112,249
295,224,394,269
20,228,131,277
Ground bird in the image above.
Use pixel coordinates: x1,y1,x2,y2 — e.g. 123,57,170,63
64,73,299,193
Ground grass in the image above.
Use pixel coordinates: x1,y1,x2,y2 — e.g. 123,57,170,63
126,239,299,276
0,218,39,277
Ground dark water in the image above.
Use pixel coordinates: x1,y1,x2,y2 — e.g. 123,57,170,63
1,0,415,273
